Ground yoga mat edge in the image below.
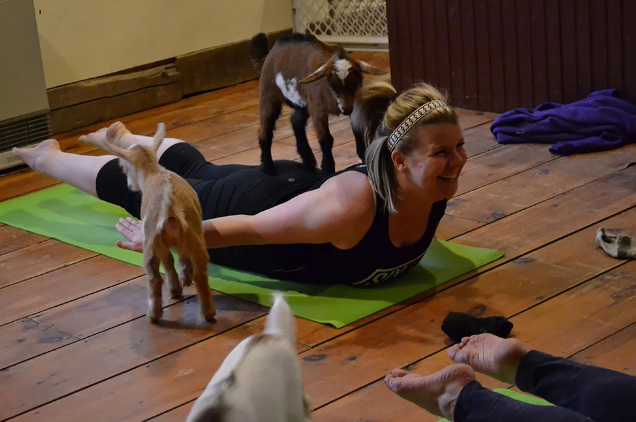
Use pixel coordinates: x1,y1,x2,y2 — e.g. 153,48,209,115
0,184,503,328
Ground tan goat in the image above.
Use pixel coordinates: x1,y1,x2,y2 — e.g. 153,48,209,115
81,123,216,323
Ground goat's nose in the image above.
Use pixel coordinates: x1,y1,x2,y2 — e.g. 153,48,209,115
342,107,353,115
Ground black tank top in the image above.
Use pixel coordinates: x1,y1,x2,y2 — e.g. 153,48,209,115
206,164,447,286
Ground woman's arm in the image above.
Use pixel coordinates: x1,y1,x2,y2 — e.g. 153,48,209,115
203,171,375,250
115,172,375,253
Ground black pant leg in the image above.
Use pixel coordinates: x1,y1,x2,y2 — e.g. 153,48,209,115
95,158,211,219
515,351,636,422
456,381,594,422
158,143,251,180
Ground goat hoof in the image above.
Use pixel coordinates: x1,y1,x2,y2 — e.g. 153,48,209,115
301,156,317,169
321,165,336,175
147,304,164,323
170,287,183,299
148,312,162,323
202,308,217,323
261,163,277,176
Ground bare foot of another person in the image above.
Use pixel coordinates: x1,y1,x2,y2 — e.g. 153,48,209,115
448,334,528,385
385,363,475,421
12,139,61,174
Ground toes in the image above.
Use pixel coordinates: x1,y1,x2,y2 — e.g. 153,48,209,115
452,344,473,365
384,374,394,386
448,337,472,361
80,132,100,145
384,374,404,393
80,127,110,145
385,368,411,392
391,369,409,378
385,370,425,394
448,344,461,361
452,350,468,365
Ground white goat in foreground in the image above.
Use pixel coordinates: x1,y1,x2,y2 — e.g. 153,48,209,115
186,292,311,422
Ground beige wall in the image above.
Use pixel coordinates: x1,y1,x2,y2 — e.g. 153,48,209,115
0,0,49,121
34,0,292,88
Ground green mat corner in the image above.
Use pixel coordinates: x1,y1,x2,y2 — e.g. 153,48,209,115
438,389,553,421
0,184,503,328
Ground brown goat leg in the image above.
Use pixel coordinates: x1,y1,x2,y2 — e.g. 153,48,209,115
290,108,317,169
158,248,182,299
191,246,216,322
312,114,335,175
352,124,367,163
144,252,164,323
257,100,282,175
178,254,193,288
319,133,335,175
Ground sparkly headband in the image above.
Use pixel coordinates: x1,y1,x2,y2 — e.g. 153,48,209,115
386,99,448,152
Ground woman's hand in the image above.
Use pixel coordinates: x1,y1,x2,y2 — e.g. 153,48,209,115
116,217,143,252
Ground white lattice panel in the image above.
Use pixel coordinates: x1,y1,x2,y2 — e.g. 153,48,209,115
292,0,388,48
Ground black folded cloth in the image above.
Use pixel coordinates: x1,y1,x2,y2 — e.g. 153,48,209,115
442,311,514,343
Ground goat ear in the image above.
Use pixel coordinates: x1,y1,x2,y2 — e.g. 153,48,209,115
102,141,135,161
150,123,166,154
78,133,133,161
357,60,388,75
299,59,334,84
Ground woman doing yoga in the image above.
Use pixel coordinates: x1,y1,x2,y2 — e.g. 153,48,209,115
12,82,467,286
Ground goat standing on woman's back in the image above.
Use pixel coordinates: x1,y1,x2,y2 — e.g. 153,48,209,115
250,32,386,175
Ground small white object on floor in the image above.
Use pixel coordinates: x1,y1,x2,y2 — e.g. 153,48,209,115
596,227,636,259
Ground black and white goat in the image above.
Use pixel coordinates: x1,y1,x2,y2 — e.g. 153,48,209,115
250,32,387,175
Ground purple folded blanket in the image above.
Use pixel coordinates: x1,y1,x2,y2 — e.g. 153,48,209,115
490,89,636,155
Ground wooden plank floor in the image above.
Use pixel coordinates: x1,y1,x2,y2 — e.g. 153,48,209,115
1,52,636,421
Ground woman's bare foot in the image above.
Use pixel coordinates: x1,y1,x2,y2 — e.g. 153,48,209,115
77,127,106,146
104,121,130,144
448,334,528,385
12,139,61,174
78,122,130,147
80,121,183,159
385,363,475,421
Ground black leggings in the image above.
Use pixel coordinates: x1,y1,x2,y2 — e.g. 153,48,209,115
95,143,324,220
456,351,636,422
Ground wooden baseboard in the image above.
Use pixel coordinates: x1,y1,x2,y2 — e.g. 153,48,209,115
48,28,292,135
47,63,180,111
50,82,183,134
176,28,289,96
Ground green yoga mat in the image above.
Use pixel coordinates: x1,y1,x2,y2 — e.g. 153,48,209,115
0,184,502,328
438,389,552,421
